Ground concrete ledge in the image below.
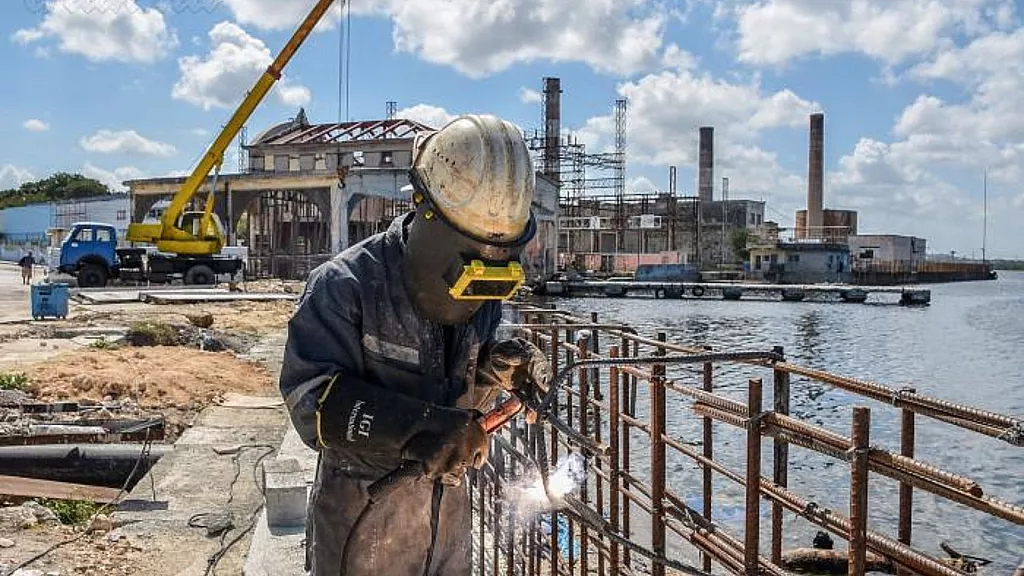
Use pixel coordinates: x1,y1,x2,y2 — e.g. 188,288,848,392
264,458,306,528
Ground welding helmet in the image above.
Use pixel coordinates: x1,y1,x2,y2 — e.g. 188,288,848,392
403,114,537,325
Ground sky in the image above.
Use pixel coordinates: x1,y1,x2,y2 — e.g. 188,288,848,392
1,0,1023,259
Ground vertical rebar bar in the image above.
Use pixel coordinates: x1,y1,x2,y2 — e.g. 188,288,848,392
850,407,871,576
702,358,714,573
651,333,668,576
592,314,605,576
771,346,790,566
609,345,621,576
744,378,763,576
621,335,633,570
578,336,590,576
898,396,916,566
550,328,561,576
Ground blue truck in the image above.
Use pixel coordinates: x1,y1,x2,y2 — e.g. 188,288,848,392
57,222,244,288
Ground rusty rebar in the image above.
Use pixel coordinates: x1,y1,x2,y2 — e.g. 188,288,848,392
609,345,622,576
898,405,914,576
702,359,714,574
776,362,1023,444
850,407,871,576
651,333,668,576
771,346,789,567
577,336,590,576
745,378,763,575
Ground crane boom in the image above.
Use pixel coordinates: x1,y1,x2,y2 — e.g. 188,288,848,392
127,0,342,256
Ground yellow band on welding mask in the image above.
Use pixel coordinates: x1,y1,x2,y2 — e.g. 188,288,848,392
448,260,525,301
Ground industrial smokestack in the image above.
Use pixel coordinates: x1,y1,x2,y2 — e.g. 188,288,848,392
698,127,714,203
543,77,561,181
807,113,824,239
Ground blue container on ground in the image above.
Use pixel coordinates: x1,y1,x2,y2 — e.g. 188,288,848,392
31,283,69,320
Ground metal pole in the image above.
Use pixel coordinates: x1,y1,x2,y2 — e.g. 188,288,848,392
744,378,763,575
702,358,714,573
609,345,621,576
771,346,789,566
898,401,915,574
651,333,667,576
850,407,871,576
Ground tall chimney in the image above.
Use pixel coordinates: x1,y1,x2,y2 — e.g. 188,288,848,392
698,126,714,203
543,77,561,181
807,113,825,238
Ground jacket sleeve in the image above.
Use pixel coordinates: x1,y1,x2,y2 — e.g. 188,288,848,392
279,260,365,450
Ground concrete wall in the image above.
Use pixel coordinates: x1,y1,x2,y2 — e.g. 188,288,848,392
750,244,852,284
849,235,927,267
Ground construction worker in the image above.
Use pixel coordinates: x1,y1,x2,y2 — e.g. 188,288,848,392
280,114,552,576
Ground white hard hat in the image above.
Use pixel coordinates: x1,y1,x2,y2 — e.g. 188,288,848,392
411,115,536,244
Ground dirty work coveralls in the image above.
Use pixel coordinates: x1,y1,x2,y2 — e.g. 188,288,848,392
280,212,502,576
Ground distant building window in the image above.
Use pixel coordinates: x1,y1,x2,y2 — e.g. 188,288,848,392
265,155,275,171
289,155,300,172
755,255,762,269
315,153,327,171
382,151,394,166
859,249,875,260
116,210,127,221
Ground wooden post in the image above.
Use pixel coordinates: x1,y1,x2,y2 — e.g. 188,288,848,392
850,407,871,576
771,346,790,566
898,395,916,568
744,378,763,576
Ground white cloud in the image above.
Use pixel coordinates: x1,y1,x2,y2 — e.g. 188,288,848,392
23,119,50,132
661,44,698,70
80,130,176,157
217,0,351,31
0,165,35,189
627,176,658,194
80,163,144,192
573,68,819,209
13,0,178,63
278,81,313,107
519,87,543,105
728,0,1017,66
386,0,666,77
395,104,456,129
1014,193,1024,210
172,21,313,111
191,128,210,137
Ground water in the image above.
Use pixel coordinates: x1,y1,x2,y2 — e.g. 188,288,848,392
549,271,1024,570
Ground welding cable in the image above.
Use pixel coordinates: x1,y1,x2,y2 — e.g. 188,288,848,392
535,350,783,416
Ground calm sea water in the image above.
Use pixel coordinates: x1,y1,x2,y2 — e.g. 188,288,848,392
547,271,1024,570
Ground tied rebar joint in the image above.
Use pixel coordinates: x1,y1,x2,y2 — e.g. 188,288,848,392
800,501,831,523
997,422,1024,446
746,411,768,432
890,386,916,407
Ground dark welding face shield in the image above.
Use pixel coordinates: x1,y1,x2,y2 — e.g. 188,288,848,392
402,172,537,326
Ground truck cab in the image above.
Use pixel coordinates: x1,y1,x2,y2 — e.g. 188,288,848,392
58,223,121,287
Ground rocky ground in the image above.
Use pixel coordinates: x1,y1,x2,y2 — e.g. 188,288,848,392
0,267,303,575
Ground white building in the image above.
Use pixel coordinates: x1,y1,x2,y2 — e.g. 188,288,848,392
848,235,927,270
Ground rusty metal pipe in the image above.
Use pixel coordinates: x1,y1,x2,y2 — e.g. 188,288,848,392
702,359,714,574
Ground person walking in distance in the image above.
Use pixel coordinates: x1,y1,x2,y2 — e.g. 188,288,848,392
18,252,35,285
279,114,552,576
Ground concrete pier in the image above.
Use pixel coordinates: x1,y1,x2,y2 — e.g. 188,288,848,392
540,280,931,305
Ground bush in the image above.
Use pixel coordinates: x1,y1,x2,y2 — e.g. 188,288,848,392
0,372,29,391
89,338,120,350
35,498,101,525
127,322,180,347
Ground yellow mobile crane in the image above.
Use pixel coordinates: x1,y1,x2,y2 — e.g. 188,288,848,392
127,0,341,257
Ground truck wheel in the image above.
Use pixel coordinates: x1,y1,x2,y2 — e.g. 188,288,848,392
78,265,108,288
185,265,216,286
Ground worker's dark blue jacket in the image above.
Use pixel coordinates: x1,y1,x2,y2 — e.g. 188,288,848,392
280,212,502,576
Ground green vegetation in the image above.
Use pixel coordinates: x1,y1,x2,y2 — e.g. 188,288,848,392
0,172,115,210
729,228,751,263
89,338,120,350
35,498,102,525
990,259,1024,271
127,321,180,347
0,371,29,391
